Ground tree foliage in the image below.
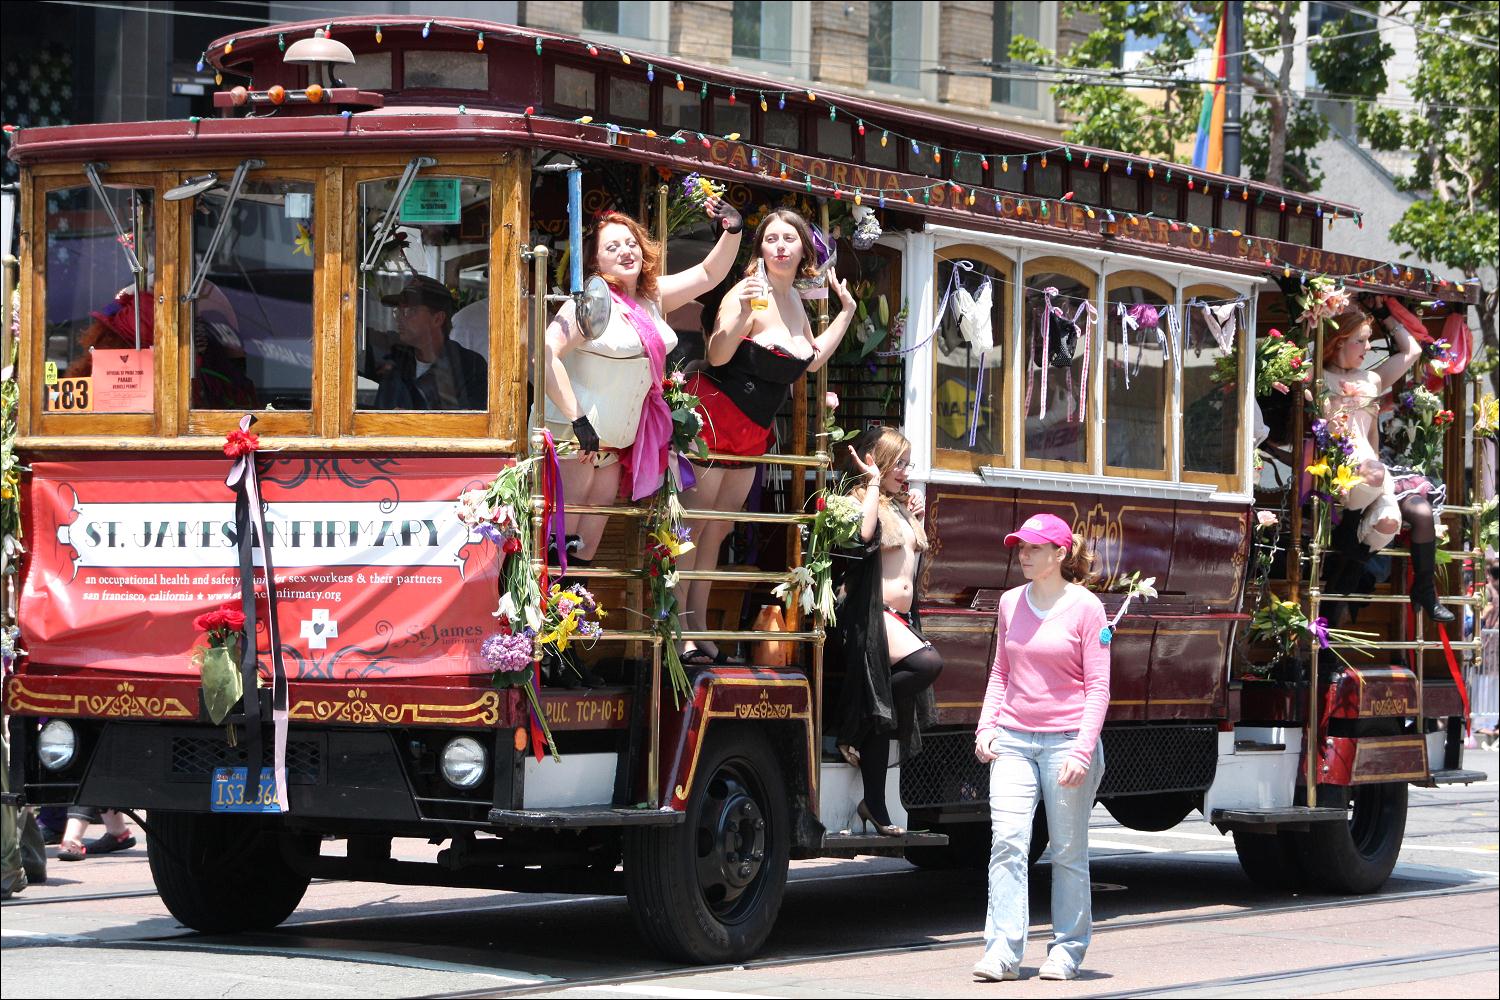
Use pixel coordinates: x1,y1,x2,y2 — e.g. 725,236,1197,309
1014,1,1392,188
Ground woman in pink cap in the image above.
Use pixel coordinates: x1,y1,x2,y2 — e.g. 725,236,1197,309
971,513,1109,983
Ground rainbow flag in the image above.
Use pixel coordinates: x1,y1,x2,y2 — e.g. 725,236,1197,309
1192,3,1228,174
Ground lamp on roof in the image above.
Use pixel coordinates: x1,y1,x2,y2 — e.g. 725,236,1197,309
284,27,355,89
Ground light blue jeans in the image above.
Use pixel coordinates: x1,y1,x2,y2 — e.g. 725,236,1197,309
982,727,1105,974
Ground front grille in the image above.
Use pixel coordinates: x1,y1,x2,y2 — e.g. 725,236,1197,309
900,725,1219,809
1097,725,1218,797
170,735,321,783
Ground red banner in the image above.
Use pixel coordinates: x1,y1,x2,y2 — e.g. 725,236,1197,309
20,457,502,680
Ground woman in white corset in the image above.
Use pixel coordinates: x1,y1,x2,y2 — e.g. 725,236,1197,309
543,203,741,563
1321,303,1454,623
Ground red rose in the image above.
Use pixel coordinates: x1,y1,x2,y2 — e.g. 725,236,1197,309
223,429,260,458
215,602,246,631
1268,328,1283,339
502,536,523,554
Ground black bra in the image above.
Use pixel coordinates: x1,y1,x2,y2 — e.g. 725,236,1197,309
704,339,814,428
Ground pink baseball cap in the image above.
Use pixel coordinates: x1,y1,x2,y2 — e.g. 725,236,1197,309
1004,513,1074,550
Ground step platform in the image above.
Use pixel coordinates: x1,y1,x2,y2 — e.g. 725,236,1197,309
487,805,684,829
820,829,949,858
1210,805,1349,832
1416,768,1488,787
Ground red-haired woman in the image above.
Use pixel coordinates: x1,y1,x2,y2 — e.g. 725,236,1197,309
542,199,742,564
1321,303,1453,623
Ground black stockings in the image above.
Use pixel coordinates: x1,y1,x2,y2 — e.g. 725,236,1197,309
859,645,943,826
1399,494,1435,544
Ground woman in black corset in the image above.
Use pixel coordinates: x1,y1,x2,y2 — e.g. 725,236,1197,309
678,209,857,663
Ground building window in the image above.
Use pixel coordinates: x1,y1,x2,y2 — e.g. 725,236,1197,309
583,2,652,40
733,1,794,65
992,2,1041,109
869,0,924,90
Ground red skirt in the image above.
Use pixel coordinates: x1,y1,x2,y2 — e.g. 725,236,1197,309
688,372,771,460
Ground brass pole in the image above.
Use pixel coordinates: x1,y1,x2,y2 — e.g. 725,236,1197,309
1305,313,1326,808
810,200,833,816
1,254,16,374
648,635,662,807
527,245,551,723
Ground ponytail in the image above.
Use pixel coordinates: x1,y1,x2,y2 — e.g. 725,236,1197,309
1060,532,1098,586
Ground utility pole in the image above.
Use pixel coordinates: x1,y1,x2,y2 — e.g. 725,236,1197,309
1223,0,1244,176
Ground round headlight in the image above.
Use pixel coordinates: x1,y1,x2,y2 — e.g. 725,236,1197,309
38,720,77,772
440,737,487,789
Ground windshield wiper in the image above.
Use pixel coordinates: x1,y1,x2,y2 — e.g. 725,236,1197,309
185,158,265,302
84,162,148,348
360,155,436,272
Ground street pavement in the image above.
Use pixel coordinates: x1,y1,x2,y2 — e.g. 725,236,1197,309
2,747,1495,998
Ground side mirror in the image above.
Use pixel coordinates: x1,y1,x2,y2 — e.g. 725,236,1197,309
576,274,613,341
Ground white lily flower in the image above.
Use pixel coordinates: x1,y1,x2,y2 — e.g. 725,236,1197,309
1131,576,1158,600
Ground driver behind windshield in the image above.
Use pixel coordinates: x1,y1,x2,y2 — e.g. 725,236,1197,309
372,275,486,410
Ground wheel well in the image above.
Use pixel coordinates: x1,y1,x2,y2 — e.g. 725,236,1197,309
696,719,818,855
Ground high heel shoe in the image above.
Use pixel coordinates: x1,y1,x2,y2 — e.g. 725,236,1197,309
856,799,904,837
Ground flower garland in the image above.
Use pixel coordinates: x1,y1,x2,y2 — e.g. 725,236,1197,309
774,488,863,625
644,481,694,706
1248,596,1377,671
456,457,559,759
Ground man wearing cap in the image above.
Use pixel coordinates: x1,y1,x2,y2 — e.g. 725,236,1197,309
373,276,487,411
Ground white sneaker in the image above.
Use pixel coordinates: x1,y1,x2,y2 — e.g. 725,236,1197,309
1038,957,1078,981
972,959,1020,982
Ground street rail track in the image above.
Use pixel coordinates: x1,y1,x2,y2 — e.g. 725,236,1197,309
1090,944,1498,998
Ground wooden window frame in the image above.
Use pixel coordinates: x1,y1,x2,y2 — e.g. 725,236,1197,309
1019,255,1096,475
1179,282,1245,492
1102,270,1176,482
26,170,173,440
174,163,322,439
932,243,1013,474
339,155,525,446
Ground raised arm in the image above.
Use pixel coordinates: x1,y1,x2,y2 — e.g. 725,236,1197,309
805,277,858,373
848,449,883,543
1371,300,1424,389
657,196,744,313
704,277,759,366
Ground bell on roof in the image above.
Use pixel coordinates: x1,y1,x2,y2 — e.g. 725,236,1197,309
284,28,355,67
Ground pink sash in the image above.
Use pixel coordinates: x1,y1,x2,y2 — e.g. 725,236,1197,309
611,291,673,500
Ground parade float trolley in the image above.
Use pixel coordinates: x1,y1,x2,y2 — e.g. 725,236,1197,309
2,17,1486,962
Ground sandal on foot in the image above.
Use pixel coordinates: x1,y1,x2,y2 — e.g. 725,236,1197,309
712,649,745,666
57,840,88,862
84,832,136,855
681,648,716,666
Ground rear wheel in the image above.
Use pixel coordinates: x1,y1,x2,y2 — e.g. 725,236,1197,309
146,811,314,933
1292,782,1407,894
905,820,990,870
1232,830,1305,891
624,730,790,963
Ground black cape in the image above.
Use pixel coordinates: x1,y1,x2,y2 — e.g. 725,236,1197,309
830,517,937,762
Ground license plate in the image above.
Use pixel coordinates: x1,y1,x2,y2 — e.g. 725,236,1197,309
210,766,281,813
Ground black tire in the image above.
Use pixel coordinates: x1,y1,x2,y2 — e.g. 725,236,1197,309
146,811,313,934
1291,782,1407,894
1104,792,1197,832
1232,830,1305,891
623,729,790,964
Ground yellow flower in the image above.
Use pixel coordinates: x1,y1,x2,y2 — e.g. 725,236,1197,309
1306,461,1330,478
651,524,695,559
1331,464,1361,497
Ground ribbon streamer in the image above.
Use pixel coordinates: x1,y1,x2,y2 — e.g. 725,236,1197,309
876,258,972,359
1024,288,1096,423
533,430,569,761
225,414,290,812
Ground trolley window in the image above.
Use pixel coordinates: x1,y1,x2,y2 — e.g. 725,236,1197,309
1181,283,1246,490
1103,271,1174,479
350,171,495,436
38,177,158,430
1021,256,1095,472
186,176,316,424
933,245,1011,473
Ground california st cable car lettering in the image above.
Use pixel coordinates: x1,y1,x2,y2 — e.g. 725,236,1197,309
2,14,1482,967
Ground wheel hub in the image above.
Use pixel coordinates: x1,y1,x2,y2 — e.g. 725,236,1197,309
695,772,768,915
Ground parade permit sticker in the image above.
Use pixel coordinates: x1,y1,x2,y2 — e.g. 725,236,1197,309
400,178,461,224
92,348,154,412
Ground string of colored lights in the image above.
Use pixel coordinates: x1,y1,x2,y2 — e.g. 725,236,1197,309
531,110,1476,295
196,18,1362,224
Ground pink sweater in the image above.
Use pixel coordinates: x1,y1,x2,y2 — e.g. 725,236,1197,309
976,583,1111,766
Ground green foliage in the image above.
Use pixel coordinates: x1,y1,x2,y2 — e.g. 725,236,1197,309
1355,2,1498,280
